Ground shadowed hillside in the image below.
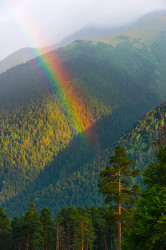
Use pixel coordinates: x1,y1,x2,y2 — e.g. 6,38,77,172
1,12,166,217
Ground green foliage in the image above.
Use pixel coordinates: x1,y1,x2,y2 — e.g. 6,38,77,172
87,206,114,249
0,208,12,250
40,207,55,249
0,204,115,250
124,187,166,250
19,202,44,249
11,216,24,250
2,102,165,219
114,102,166,180
56,207,95,249
99,146,140,249
143,147,166,188
123,145,166,249
1,18,166,217
1,14,166,244
99,146,140,211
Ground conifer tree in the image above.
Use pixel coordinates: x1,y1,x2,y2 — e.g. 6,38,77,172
124,145,166,249
40,207,55,250
55,216,67,250
56,207,95,250
0,208,12,250
98,146,140,250
22,202,44,249
11,216,21,250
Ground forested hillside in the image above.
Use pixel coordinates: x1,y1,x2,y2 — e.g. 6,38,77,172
5,102,165,217
0,12,166,217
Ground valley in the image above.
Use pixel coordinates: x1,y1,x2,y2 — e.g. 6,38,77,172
0,10,166,219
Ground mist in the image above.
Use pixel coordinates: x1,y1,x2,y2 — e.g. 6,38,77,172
0,0,166,60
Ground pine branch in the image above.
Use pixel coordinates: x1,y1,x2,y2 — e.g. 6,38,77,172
121,207,130,214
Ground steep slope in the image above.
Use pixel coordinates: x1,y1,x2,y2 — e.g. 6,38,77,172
101,12,166,101
1,12,166,217
0,48,41,74
0,46,56,74
6,102,164,218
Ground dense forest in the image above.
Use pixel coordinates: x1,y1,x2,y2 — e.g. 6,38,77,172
0,11,166,249
0,203,112,250
0,142,165,250
3,102,165,218
0,12,166,218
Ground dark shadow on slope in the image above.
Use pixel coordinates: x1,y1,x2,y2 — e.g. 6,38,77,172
3,98,160,218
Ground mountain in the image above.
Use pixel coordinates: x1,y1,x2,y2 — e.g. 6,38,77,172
103,9,166,44
55,25,130,48
1,9,165,74
0,10,166,217
137,9,166,23
0,48,39,74
5,101,164,218
60,9,166,48
0,26,128,74
0,47,54,74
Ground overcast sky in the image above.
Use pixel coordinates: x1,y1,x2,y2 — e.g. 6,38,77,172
0,0,166,61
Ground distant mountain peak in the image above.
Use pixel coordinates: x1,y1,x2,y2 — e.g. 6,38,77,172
102,9,166,44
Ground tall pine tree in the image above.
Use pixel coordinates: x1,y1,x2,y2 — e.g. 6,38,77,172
21,202,44,249
98,146,140,250
0,208,12,250
40,207,55,250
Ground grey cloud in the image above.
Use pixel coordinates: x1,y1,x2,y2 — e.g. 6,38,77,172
0,0,166,60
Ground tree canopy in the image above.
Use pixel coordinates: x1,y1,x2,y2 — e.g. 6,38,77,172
123,145,166,249
99,146,140,250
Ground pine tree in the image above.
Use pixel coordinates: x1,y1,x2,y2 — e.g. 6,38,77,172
40,207,55,250
124,145,166,249
11,216,21,250
98,146,140,250
22,202,44,249
55,216,67,250
75,209,95,250
56,207,96,250
0,208,12,250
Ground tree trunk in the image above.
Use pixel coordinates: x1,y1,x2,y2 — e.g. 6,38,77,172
46,223,48,250
64,210,70,249
56,225,59,250
26,231,29,250
118,167,121,250
81,222,84,250
118,204,121,250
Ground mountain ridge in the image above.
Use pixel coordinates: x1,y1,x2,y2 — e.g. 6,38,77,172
3,101,165,218
102,9,166,44
0,12,166,217
1,9,166,74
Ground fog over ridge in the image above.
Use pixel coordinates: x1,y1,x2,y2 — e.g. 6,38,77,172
0,0,166,60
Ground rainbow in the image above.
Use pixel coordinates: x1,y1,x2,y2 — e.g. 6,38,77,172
33,50,95,134
4,1,95,138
